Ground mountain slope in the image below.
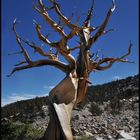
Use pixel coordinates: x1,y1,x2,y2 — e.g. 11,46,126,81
1,74,139,140
2,74,139,118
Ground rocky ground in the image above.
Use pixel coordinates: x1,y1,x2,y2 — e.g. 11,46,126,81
1,97,139,140
31,96,139,140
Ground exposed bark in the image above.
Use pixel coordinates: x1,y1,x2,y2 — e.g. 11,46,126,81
8,0,134,140
40,71,78,140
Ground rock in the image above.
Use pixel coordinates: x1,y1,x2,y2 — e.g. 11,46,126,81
107,135,113,139
72,128,79,135
116,130,137,140
80,126,87,131
122,126,131,132
100,127,106,134
1,117,9,122
83,131,93,137
94,136,104,140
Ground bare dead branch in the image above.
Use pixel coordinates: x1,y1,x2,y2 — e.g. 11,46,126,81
94,54,99,61
10,19,72,77
69,46,80,51
36,0,67,37
102,28,115,35
74,15,81,26
33,20,76,69
65,16,82,40
33,20,57,47
66,29,79,40
94,62,113,70
89,0,116,46
90,52,94,58
68,13,74,23
49,0,80,30
90,41,134,71
89,26,100,32
90,49,101,60
32,0,42,13
12,19,31,63
21,38,52,57
83,0,94,27
119,40,133,59
14,61,27,66
45,5,55,11
7,59,69,77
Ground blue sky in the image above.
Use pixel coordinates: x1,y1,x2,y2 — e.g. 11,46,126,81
2,0,139,106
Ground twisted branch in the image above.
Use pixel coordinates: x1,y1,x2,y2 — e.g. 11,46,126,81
89,0,116,47
8,19,72,77
90,41,134,71
49,0,80,30
83,0,94,27
7,59,69,77
36,0,67,37
13,19,31,63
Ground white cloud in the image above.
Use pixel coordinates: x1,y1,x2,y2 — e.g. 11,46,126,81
1,99,13,107
112,76,121,80
43,85,54,90
2,91,51,107
2,93,44,107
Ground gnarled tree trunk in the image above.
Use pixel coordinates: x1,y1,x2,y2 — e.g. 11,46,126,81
40,67,90,140
41,71,78,140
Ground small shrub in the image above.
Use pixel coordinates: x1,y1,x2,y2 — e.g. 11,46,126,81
77,100,87,110
1,122,44,140
74,135,89,140
79,135,89,140
110,95,122,115
89,102,103,116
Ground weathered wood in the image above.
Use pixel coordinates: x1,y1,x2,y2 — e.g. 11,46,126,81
40,72,78,140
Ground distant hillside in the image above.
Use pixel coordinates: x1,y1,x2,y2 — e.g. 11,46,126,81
1,96,49,121
1,74,139,119
86,74,139,103
1,74,139,140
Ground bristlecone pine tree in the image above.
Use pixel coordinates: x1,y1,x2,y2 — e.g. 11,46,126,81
8,0,134,139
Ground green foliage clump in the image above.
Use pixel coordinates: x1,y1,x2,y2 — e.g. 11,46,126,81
1,122,44,140
89,102,103,116
110,95,122,113
74,135,89,140
2,96,48,119
87,74,139,104
79,136,89,140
